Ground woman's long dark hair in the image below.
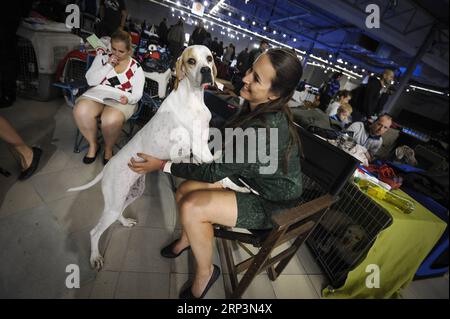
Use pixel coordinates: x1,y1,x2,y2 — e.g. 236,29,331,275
227,48,303,174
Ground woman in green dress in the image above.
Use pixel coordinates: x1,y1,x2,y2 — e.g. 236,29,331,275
128,48,304,299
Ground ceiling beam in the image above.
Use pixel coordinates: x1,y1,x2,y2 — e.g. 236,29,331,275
302,0,449,76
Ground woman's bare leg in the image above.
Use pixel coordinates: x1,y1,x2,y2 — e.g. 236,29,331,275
0,116,32,169
73,99,104,157
179,189,238,298
100,106,125,160
172,180,223,254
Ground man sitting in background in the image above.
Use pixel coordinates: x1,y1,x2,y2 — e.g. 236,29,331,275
347,114,393,162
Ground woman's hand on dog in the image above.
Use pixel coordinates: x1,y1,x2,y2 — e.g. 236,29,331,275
128,153,164,174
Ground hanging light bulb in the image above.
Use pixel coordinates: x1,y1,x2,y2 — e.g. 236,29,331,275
263,26,267,30
273,30,277,34
252,21,256,25
228,12,232,16
283,34,286,38
293,38,297,42
241,16,245,21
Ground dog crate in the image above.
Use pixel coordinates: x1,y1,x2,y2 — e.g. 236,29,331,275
136,78,164,126
307,181,393,288
16,24,82,101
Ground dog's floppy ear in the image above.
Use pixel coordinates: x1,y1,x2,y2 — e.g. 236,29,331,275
174,55,185,91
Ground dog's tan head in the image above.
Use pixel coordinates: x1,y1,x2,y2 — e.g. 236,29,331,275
340,224,367,252
174,45,217,91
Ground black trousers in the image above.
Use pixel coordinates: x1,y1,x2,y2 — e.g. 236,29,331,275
0,18,21,97
318,93,332,112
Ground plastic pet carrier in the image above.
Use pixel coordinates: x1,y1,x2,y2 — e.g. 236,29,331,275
16,22,82,101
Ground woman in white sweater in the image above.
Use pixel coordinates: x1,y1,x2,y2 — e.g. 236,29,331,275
73,30,145,165
325,90,352,116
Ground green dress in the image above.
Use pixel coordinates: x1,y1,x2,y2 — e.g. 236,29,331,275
169,111,303,229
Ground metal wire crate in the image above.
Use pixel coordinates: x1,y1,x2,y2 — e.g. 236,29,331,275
63,58,87,83
16,36,39,96
136,82,163,126
144,77,160,98
307,181,393,288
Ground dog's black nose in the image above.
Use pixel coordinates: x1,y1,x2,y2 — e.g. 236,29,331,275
201,67,211,74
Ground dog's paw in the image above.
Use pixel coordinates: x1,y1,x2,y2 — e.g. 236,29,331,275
90,254,104,271
119,217,137,228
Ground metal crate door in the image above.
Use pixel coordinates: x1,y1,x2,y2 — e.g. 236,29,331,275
16,36,39,96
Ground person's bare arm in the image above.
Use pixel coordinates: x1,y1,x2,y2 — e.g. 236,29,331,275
99,0,105,20
120,10,127,29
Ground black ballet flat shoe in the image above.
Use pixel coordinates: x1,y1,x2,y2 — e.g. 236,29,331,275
83,146,100,164
160,239,191,259
0,95,16,108
103,151,113,166
18,147,42,181
179,265,221,299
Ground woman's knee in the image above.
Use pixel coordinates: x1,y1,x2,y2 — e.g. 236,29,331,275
73,100,97,120
175,181,195,202
179,192,205,225
101,112,124,129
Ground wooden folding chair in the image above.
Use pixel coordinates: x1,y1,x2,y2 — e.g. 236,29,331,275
214,125,359,298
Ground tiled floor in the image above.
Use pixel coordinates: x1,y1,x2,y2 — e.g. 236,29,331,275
0,97,448,299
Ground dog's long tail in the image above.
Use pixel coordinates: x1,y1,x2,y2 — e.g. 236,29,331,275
67,171,104,192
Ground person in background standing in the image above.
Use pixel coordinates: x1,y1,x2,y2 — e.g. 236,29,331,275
245,40,269,74
236,47,249,75
217,41,224,59
98,0,127,37
222,44,235,66
157,17,168,47
210,37,220,57
191,21,208,46
0,0,33,108
350,69,395,122
318,72,343,112
167,19,185,61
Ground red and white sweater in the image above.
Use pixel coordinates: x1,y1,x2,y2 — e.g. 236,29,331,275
85,51,145,105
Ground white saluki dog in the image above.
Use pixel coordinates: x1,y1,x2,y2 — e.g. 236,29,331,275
68,45,218,270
